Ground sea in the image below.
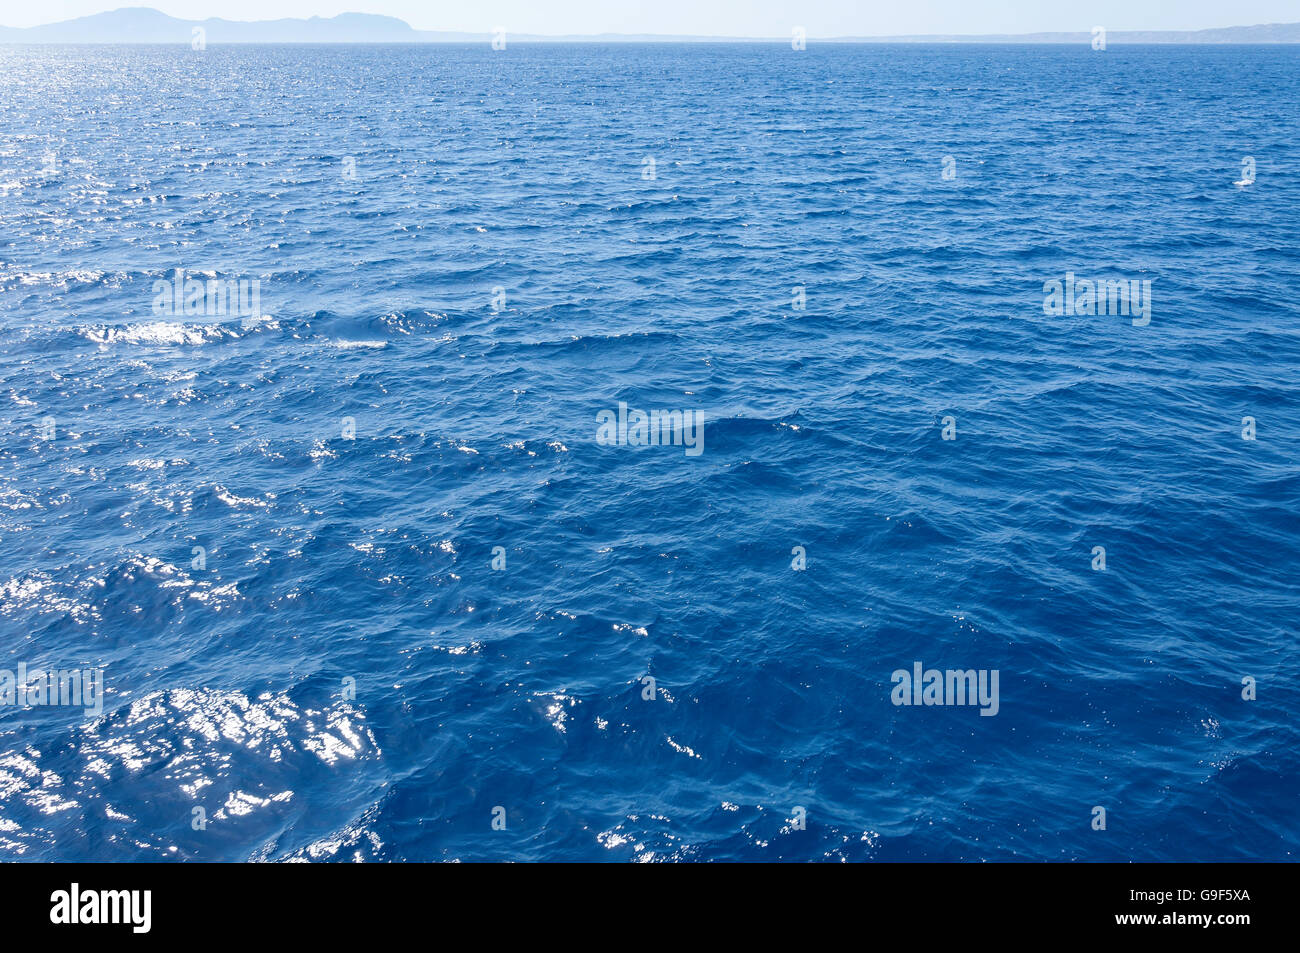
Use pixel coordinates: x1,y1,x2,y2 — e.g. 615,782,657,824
0,42,1296,861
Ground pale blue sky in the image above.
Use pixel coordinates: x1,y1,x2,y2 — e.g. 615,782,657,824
3,1,1297,34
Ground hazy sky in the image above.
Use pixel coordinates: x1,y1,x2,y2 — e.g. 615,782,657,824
3,1,1298,35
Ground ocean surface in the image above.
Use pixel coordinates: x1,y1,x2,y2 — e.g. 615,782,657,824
0,42,1296,862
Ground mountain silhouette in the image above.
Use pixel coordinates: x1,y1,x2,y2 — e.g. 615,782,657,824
2,7,1299,43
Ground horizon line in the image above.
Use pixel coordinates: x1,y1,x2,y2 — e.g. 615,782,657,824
3,9,1299,43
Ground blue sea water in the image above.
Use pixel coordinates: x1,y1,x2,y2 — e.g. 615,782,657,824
0,42,1297,862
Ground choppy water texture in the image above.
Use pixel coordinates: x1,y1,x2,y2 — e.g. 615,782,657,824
0,43,1297,861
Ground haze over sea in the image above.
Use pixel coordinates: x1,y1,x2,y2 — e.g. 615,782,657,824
0,42,1296,861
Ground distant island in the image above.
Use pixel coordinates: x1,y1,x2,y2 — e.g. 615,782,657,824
3,8,1300,44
